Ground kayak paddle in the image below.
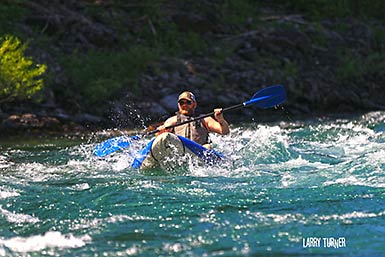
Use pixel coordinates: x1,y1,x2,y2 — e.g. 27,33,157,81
94,84,286,157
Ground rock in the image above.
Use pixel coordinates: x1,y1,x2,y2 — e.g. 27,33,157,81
3,0,385,134
1,113,61,130
74,113,104,124
136,102,169,121
160,94,178,112
172,12,216,33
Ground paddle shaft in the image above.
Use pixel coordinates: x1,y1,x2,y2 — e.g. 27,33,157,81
93,85,285,157
146,102,245,136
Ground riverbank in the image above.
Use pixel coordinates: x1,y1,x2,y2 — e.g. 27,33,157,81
1,109,381,139
1,1,384,136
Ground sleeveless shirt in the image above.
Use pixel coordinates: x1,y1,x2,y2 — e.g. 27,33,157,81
173,112,209,145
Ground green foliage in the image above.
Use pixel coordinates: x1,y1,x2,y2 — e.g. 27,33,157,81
182,31,208,55
0,1,27,34
155,24,207,56
335,50,385,82
349,1,385,20
0,35,47,104
61,45,158,107
372,27,385,51
335,50,362,82
122,7,208,57
270,0,385,20
58,1,208,110
308,23,329,48
361,52,385,77
1,0,384,115
258,56,281,69
221,0,261,26
212,46,236,68
283,60,299,78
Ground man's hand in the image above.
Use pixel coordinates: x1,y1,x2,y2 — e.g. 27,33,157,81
155,124,167,135
214,108,225,122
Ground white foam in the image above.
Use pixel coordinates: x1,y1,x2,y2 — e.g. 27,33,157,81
0,155,11,169
0,206,39,224
0,231,91,253
70,214,156,231
0,187,19,199
13,162,57,182
112,156,131,171
318,210,385,221
250,209,385,226
69,183,90,191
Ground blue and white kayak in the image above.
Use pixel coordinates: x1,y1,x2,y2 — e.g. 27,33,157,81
132,132,224,171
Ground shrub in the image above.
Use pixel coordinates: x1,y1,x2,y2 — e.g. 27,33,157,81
0,35,47,104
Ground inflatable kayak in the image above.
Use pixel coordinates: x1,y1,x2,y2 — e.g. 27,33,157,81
131,132,224,171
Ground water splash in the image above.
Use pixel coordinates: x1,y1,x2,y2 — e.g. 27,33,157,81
1,111,385,256
0,231,91,254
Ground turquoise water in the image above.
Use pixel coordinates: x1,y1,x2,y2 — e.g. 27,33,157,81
1,111,385,256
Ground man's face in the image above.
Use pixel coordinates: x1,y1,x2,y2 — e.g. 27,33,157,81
178,99,196,115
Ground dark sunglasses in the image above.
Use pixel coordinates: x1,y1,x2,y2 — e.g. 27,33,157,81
178,100,193,105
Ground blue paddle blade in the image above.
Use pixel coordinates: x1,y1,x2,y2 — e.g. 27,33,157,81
94,84,286,157
93,135,141,157
178,135,224,164
245,84,286,109
131,138,155,169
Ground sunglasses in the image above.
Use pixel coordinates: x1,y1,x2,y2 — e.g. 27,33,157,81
178,100,193,105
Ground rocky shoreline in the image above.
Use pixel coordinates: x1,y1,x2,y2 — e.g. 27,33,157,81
1,2,384,136
0,104,378,138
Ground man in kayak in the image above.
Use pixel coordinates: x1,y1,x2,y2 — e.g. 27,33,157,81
157,91,229,149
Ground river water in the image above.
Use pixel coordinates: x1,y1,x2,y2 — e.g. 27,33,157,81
1,111,384,256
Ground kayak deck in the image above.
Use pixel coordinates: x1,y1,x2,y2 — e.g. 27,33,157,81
132,132,224,172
